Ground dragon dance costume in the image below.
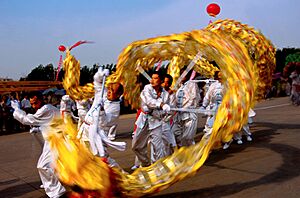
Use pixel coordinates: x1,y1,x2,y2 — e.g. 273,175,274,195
44,18,276,197
201,80,224,143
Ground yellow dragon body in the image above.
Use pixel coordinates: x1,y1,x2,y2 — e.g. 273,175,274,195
48,19,275,197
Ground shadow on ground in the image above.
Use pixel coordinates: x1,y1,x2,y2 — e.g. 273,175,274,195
0,181,46,198
153,122,300,198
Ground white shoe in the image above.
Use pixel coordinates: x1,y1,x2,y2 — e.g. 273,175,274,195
131,165,139,170
237,139,243,145
246,136,252,142
108,136,115,141
223,143,230,150
40,184,44,189
223,140,233,150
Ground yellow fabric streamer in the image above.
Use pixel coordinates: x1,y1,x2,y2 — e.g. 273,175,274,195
48,117,113,197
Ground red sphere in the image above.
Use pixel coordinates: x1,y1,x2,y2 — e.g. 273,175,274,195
58,45,66,52
206,3,221,17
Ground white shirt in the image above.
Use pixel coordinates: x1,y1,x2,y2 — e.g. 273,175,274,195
13,104,60,138
76,99,91,111
176,81,200,108
60,95,76,114
175,81,201,120
202,80,224,110
140,84,170,130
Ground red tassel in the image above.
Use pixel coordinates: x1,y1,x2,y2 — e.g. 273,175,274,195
55,55,63,81
69,40,94,51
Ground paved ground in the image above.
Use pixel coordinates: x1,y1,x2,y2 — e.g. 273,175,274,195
0,97,299,198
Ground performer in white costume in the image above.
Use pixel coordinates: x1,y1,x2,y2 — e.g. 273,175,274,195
60,95,76,124
236,108,255,141
172,69,201,147
11,94,66,198
290,69,300,105
162,74,176,155
76,99,90,129
78,68,126,166
131,102,151,167
200,71,224,144
75,99,91,145
132,74,175,170
223,108,255,149
163,74,176,106
132,71,171,166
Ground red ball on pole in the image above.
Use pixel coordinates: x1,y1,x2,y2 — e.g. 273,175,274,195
58,45,66,52
206,3,221,17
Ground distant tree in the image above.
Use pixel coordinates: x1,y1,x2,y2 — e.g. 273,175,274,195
275,48,300,73
57,68,65,82
44,64,55,80
285,52,300,65
91,64,99,75
105,63,116,72
26,64,55,81
79,65,93,85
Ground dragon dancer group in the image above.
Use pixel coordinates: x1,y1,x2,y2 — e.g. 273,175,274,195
6,14,280,196
10,64,256,198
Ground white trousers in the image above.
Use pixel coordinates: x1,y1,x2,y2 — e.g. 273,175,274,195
132,123,167,166
161,122,176,156
149,125,167,163
132,124,150,167
201,114,215,143
37,141,66,198
107,125,117,140
234,124,252,140
172,114,198,147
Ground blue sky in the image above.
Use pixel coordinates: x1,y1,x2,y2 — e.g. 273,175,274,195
0,0,299,79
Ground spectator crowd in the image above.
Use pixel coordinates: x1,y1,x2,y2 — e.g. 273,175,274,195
0,91,63,134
